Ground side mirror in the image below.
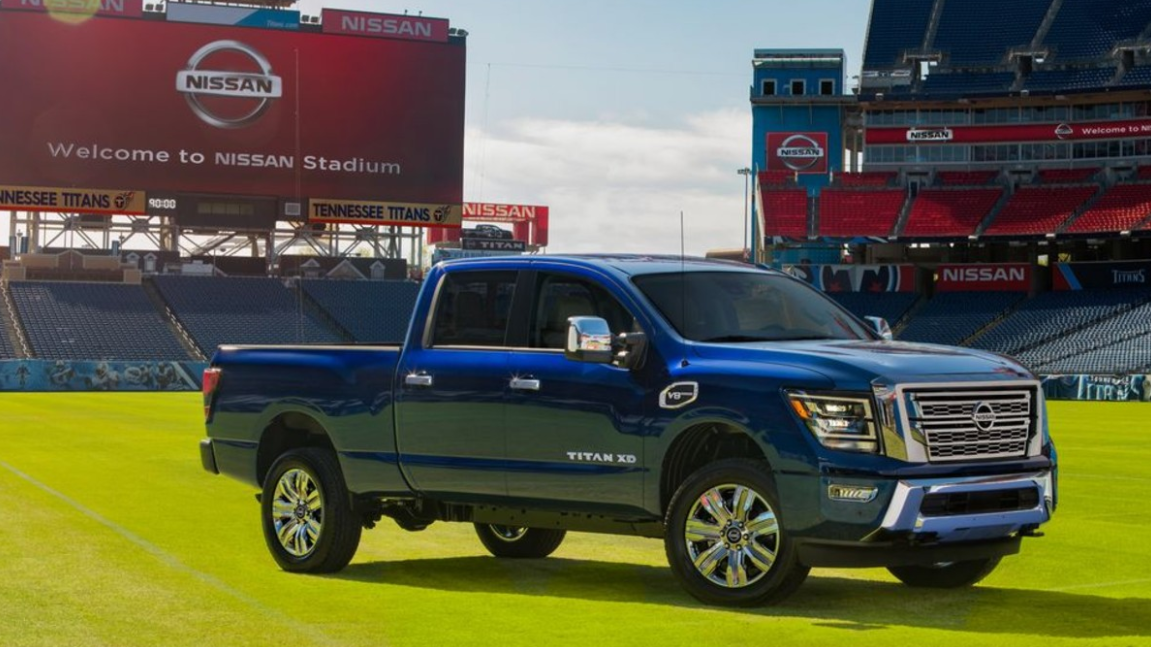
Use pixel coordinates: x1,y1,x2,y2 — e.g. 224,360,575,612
864,316,893,341
565,316,614,364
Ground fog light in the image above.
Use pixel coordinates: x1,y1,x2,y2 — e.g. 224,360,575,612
828,484,878,503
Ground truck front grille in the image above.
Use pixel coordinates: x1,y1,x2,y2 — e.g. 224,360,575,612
906,387,1035,462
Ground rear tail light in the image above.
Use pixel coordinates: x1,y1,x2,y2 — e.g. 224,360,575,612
202,367,221,422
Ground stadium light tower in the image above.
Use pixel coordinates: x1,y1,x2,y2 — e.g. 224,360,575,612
737,167,752,255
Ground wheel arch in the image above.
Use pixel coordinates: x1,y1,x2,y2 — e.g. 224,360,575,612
256,409,337,487
659,419,774,515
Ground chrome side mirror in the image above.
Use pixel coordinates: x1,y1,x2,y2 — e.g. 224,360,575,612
864,316,893,341
565,316,614,364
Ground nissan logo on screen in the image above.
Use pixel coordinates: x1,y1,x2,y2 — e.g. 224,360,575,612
175,40,283,129
776,134,825,171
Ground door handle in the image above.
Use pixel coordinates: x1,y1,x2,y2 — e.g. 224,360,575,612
405,373,434,387
509,377,541,391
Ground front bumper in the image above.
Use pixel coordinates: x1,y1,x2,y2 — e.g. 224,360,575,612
796,469,1054,568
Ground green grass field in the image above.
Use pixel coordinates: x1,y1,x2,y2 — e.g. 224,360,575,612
1,394,1149,646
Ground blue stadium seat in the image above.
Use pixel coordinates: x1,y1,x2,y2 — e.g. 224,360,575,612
934,0,1047,66
8,282,188,360
152,276,340,355
921,72,1016,98
827,292,920,327
863,0,936,68
1043,0,1151,62
971,289,1151,357
1024,67,1116,92
301,280,420,343
899,292,1025,346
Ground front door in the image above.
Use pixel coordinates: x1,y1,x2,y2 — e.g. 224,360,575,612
503,271,650,513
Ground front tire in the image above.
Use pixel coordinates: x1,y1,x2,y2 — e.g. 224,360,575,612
665,459,809,607
261,448,362,573
474,524,566,558
887,558,1001,588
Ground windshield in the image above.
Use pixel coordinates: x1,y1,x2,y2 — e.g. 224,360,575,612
632,271,871,343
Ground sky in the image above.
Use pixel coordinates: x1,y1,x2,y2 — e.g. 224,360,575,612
296,0,870,256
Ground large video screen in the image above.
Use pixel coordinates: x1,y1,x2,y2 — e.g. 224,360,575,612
0,9,465,211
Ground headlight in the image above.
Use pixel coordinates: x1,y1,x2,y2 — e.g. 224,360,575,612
786,391,879,453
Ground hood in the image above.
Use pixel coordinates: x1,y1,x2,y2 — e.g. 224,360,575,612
691,339,1034,389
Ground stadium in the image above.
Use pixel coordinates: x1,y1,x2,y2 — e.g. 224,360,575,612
0,1,1149,646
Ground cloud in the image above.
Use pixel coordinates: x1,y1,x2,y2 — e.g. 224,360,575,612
465,108,752,256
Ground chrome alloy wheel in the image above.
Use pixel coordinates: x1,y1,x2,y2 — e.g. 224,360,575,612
684,484,780,588
488,525,529,542
271,468,324,557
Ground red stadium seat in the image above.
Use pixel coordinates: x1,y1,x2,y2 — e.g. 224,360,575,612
818,189,905,237
1036,168,1100,184
838,172,897,187
903,188,1003,237
936,170,999,186
983,186,1096,236
760,189,808,237
1066,184,1151,234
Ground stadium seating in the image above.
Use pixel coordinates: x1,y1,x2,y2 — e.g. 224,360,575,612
899,291,1024,346
1118,65,1151,87
301,280,420,343
1032,332,1151,374
937,170,998,186
1017,297,1151,371
0,318,16,359
1065,184,1151,234
757,170,794,187
1037,168,1100,184
1024,68,1115,93
838,172,896,187
862,0,935,68
818,189,905,237
827,292,919,327
934,0,1047,66
982,186,1096,236
971,289,1149,355
153,276,340,355
902,188,1003,238
921,72,1016,97
1043,0,1151,62
8,282,188,361
760,189,809,237
1138,166,1151,181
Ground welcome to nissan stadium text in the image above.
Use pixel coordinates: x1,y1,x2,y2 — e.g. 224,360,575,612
45,142,402,175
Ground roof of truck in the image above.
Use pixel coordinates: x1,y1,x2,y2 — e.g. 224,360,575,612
439,254,777,278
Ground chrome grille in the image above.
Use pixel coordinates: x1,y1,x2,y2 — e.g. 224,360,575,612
906,388,1034,462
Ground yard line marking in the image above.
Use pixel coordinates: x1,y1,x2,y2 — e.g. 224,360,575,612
1044,578,1151,592
1066,473,1151,483
0,458,349,647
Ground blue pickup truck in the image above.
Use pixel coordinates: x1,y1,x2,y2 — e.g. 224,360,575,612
200,255,1056,606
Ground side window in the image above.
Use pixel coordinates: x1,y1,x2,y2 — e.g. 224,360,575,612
431,271,518,347
531,274,635,349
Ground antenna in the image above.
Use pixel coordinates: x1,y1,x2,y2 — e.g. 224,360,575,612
679,211,689,368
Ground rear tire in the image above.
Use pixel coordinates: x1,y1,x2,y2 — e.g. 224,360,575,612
664,459,809,607
261,448,362,573
887,557,1001,588
474,524,566,558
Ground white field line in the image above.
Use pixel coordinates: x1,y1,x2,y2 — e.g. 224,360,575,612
0,458,348,647
1043,578,1151,592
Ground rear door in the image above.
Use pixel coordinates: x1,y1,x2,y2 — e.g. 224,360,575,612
395,269,523,500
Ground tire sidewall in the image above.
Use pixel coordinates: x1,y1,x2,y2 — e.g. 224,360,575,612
665,459,803,606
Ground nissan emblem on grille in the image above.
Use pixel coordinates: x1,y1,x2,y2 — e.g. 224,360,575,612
971,401,996,431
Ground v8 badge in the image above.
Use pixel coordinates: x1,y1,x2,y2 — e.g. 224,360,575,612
660,382,699,409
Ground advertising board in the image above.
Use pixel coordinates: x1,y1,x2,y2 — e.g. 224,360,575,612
1042,374,1151,402
935,263,1030,292
0,184,145,214
322,8,448,42
0,10,464,218
1053,261,1151,290
786,264,915,292
766,132,828,174
166,2,300,30
867,118,1151,145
